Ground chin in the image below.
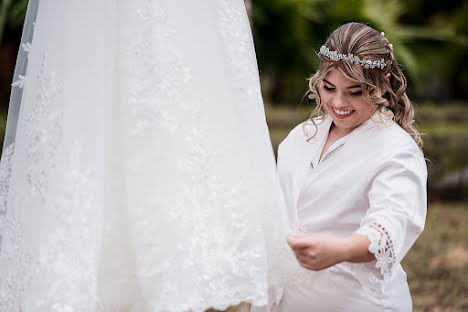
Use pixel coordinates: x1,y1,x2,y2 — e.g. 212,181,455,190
331,115,362,131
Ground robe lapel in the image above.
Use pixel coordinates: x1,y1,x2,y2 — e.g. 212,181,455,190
289,110,390,233
289,117,332,232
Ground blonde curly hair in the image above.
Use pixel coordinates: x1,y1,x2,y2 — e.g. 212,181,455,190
305,22,423,149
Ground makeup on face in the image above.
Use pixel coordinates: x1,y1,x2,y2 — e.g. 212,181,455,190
320,69,375,135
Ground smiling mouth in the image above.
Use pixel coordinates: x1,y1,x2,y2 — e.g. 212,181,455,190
331,107,355,119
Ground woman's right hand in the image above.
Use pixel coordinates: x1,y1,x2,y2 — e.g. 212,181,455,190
287,233,348,271
287,233,374,271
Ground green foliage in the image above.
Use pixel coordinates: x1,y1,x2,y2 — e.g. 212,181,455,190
0,0,28,45
1,0,466,102
251,0,467,104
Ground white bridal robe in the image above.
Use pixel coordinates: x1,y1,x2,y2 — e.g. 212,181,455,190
252,110,427,312
0,0,305,311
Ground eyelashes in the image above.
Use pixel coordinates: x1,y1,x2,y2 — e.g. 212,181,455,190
322,85,362,96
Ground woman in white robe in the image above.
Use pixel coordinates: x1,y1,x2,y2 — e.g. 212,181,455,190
252,22,427,312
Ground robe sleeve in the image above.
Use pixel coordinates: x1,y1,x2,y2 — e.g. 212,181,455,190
354,143,427,283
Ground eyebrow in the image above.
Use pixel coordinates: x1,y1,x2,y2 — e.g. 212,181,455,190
323,79,361,89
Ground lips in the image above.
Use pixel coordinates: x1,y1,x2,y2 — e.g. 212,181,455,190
331,107,355,119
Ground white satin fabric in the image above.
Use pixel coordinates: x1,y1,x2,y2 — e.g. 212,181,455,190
0,1,304,311
253,110,427,312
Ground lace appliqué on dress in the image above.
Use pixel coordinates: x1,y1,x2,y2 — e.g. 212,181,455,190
36,140,100,311
0,143,15,216
217,0,263,112
11,42,32,89
0,38,36,312
0,51,68,311
25,53,63,201
127,0,192,136
118,2,272,311
0,144,34,311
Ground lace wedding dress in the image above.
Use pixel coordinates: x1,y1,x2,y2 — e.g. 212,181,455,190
0,0,304,311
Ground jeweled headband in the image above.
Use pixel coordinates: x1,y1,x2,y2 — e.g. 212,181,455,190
318,31,391,70
318,45,386,70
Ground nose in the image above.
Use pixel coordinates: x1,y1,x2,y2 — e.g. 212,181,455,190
331,92,348,108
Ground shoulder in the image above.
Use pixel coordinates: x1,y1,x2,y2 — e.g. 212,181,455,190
368,121,427,175
276,119,312,163
379,121,422,154
279,116,328,149
277,121,305,151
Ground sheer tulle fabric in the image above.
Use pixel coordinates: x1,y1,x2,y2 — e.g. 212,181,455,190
0,1,305,311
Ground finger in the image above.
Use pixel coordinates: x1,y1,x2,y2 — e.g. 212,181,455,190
301,249,317,259
296,257,309,268
289,237,317,250
299,261,318,271
287,235,311,247
293,251,310,266
290,246,310,257
299,262,310,270
286,235,302,246
300,259,321,271
298,254,317,268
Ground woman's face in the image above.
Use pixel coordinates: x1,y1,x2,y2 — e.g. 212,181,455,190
319,68,375,135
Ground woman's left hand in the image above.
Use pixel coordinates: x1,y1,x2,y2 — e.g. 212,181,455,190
287,234,349,271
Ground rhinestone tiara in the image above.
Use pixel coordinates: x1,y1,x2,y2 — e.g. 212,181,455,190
318,45,386,70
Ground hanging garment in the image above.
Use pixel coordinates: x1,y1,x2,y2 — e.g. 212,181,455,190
0,1,306,311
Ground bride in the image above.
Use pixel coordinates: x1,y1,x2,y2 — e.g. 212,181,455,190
0,0,304,311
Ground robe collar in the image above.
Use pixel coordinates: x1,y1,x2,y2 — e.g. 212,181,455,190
302,108,393,164
289,108,393,233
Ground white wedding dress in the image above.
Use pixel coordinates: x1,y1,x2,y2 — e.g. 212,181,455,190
0,1,305,311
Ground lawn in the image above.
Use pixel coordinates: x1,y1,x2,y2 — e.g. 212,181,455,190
404,202,468,311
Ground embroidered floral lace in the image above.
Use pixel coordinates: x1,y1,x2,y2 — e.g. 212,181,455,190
352,220,396,297
0,1,303,311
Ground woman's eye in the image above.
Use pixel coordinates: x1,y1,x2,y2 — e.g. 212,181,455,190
350,91,362,96
323,85,334,91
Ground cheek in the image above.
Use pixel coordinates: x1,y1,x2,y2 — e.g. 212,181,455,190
363,103,375,115
319,93,331,106
354,100,374,114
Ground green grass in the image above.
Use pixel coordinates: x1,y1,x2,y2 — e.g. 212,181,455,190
404,202,468,311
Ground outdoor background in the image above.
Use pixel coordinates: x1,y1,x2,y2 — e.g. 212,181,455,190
0,0,467,311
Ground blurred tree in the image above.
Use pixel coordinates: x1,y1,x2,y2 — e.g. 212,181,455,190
251,0,467,104
0,0,466,104
0,0,27,117
251,0,322,103
0,0,28,46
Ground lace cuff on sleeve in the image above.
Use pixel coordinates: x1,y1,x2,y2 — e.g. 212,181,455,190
355,221,396,280
346,221,397,296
